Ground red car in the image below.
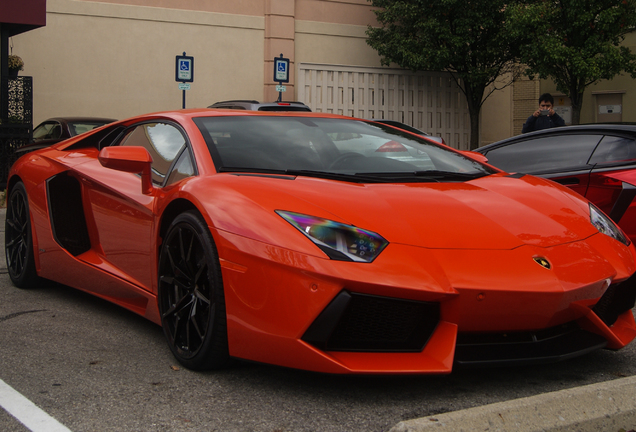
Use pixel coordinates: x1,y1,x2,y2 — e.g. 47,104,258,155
5,110,636,373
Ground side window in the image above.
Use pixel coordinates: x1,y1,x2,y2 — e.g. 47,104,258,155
589,135,636,165
33,122,59,140
52,125,63,138
119,123,186,185
484,134,601,174
166,149,195,186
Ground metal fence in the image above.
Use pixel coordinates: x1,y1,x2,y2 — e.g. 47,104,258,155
1,76,33,188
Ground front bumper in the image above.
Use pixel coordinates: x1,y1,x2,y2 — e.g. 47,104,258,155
299,271,636,368
218,228,636,374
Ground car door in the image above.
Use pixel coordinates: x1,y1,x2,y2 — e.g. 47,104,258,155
72,121,194,291
586,134,636,241
481,133,602,197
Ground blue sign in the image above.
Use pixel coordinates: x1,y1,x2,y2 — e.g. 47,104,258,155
274,55,290,83
175,54,194,82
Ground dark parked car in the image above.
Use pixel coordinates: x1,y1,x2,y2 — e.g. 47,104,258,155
476,124,636,242
19,117,116,153
369,119,445,144
208,100,311,112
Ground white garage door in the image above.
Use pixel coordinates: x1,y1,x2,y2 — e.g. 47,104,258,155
297,63,470,150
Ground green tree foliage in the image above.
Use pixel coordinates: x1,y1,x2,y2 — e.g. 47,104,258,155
509,0,636,124
366,0,522,149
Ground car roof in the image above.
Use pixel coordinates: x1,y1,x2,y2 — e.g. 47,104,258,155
207,100,311,111
477,123,636,153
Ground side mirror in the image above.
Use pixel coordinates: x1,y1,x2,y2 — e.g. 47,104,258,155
460,150,488,164
98,146,154,194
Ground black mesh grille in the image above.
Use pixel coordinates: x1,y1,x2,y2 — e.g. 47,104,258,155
302,291,440,352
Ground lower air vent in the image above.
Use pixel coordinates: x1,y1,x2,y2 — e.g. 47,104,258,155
302,291,440,352
593,272,636,327
455,322,607,367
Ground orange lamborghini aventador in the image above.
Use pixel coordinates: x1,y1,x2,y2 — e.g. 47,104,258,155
5,109,636,373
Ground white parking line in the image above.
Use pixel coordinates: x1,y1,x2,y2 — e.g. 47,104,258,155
0,379,71,432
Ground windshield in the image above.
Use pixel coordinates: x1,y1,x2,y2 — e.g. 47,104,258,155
193,116,496,183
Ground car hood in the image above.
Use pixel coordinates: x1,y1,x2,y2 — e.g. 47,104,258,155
198,172,598,251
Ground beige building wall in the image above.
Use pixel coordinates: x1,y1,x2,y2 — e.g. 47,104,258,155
479,75,516,146
13,0,265,124
295,21,383,68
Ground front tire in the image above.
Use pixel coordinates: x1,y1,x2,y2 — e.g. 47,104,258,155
158,210,230,370
5,182,41,288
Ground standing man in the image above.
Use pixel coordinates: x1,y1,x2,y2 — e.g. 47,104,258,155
522,93,566,133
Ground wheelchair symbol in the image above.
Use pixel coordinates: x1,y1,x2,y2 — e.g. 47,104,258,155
277,62,286,72
180,60,190,71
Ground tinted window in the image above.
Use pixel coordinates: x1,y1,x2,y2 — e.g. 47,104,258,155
589,135,636,165
483,134,601,174
33,122,62,141
33,122,58,140
68,121,111,136
49,124,63,139
119,123,186,185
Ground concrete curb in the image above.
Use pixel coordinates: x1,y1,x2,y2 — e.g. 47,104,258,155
390,375,636,432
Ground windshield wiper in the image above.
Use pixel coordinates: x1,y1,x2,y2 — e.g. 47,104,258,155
218,167,389,183
414,170,488,180
284,170,392,183
356,170,488,181
218,167,483,183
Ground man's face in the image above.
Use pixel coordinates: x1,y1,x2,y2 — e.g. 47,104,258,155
539,101,553,110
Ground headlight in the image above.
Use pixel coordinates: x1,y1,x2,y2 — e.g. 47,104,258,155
277,211,389,262
590,203,630,246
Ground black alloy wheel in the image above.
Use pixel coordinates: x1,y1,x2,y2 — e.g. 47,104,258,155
5,182,41,288
158,210,230,370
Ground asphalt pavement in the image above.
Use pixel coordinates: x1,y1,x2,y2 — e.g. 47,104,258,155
1,203,635,432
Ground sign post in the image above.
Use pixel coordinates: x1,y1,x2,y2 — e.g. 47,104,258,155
175,52,194,109
273,54,289,102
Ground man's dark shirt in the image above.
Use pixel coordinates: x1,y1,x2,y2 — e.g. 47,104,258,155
522,112,566,133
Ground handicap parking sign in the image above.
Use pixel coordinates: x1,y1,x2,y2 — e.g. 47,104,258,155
175,54,194,82
274,56,290,83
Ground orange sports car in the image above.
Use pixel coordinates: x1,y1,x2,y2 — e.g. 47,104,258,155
5,109,636,374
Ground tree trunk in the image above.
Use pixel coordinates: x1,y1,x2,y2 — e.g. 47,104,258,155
469,108,480,150
567,79,584,125
570,92,583,125
463,84,484,150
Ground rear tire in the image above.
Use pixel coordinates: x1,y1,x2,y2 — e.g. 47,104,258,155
158,210,231,370
5,182,41,288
